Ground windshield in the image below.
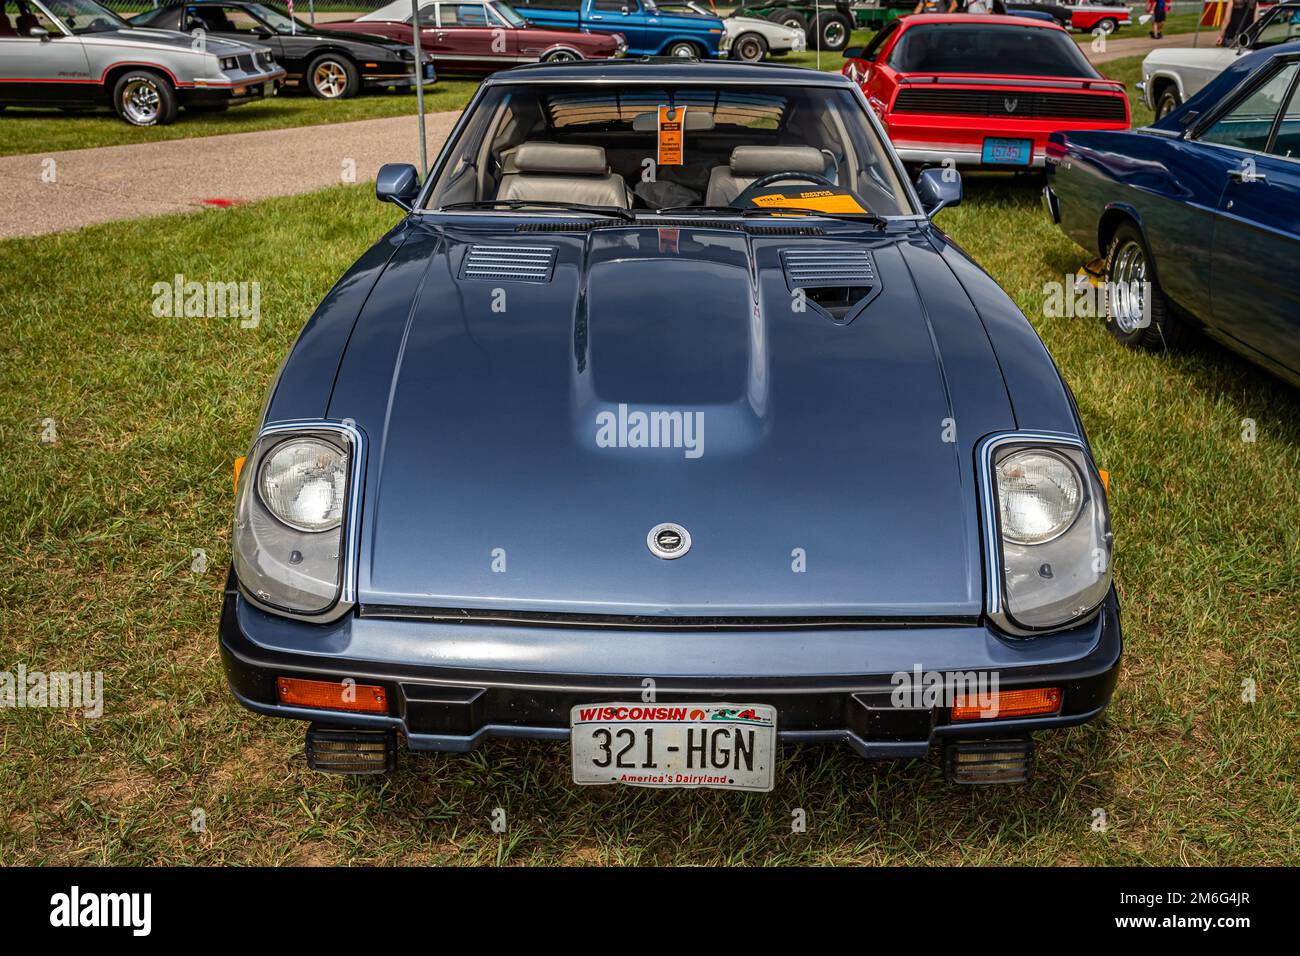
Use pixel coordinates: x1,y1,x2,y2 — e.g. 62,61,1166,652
493,1,528,26
426,82,913,217
38,0,126,33
890,23,1100,78
1249,5,1300,47
245,2,313,33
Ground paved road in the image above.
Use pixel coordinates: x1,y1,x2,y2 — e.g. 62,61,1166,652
1088,29,1219,64
0,111,460,240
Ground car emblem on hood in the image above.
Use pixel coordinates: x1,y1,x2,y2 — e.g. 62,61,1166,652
647,523,691,560
1004,97,1019,113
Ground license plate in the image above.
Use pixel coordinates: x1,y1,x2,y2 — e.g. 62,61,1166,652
982,137,1033,166
571,702,776,792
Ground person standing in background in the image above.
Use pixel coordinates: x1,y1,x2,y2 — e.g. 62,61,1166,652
914,0,958,13
1219,0,1259,46
1147,0,1167,38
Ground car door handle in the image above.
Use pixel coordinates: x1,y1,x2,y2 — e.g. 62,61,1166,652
1227,168,1267,183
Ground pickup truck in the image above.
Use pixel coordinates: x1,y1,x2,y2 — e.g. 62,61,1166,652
511,0,725,57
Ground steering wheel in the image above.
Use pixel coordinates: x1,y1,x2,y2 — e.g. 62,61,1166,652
731,171,838,208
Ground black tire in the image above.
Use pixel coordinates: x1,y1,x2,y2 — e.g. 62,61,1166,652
730,31,769,61
665,40,700,58
111,70,177,127
1103,222,1188,350
1155,85,1182,119
306,53,360,100
811,11,852,51
1095,16,1119,33
768,8,809,36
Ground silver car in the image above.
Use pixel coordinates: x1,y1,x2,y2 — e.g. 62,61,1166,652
0,0,285,126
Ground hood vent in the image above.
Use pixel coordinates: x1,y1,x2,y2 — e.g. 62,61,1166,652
459,244,557,282
780,247,881,323
515,221,598,233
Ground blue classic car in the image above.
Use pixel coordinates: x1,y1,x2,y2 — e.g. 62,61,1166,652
511,0,724,58
1045,42,1300,387
221,61,1120,788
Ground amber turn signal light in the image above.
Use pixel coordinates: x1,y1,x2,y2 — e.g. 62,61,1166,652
233,455,246,494
951,686,1061,721
276,677,389,714
1098,468,1109,496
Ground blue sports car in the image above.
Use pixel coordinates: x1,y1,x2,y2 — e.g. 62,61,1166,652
1044,41,1300,387
221,60,1119,789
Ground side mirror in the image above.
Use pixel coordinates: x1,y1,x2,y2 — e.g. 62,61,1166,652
376,162,420,211
621,5,630,13
29,26,51,39
842,45,864,59
915,166,961,217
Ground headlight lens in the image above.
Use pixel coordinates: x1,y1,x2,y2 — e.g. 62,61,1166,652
233,429,357,618
258,437,347,532
990,442,1112,633
996,450,1082,544
220,56,238,71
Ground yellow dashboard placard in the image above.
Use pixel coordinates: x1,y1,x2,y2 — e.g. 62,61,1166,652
657,106,686,166
750,190,866,213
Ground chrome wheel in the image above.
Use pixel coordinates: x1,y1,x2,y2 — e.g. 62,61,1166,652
668,42,696,58
120,78,160,125
543,50,578,62
1108,239,1148,333
822,21,847,48
313,60,348,98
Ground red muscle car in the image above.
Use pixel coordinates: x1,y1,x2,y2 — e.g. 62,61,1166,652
843,14,1129,168
328,0,624,75
1063,1,1131,34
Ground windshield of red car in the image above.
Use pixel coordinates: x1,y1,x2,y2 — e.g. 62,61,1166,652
889,23,1100,78
426,83,912,217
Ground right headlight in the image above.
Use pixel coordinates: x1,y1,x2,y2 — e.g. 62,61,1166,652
232,422,362,621
983,435,1113,636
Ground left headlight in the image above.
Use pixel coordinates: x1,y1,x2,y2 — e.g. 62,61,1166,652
219,56,239,72
233,423,362,621
983,435,1112,636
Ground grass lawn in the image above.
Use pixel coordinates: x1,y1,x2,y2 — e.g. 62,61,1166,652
0,82,480,159
1,52,1296,867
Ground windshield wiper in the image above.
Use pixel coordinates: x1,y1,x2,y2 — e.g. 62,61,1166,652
652,205,887,227
440,200,635,221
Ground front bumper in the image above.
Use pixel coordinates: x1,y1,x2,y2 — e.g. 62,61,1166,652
363,62,437,88
186,70,285,105
893,144,1048,169
219,573,1122,760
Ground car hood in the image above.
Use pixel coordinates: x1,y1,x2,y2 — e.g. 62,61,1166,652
1142,46,1236,71
95,27,265,55
309,26,409,51
326,220,1017,620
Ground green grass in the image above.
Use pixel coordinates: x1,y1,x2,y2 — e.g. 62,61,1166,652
0,56,1296,868
0,82,479,158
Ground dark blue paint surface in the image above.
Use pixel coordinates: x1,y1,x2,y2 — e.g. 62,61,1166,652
1047,41,1300,386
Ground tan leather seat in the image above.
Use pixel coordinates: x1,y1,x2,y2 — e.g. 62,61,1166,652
704,146,830,207
495,143,631,209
